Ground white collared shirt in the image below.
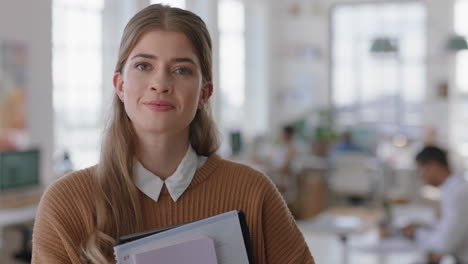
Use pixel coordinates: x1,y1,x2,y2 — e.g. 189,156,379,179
415,173,468,262
134,145,207,202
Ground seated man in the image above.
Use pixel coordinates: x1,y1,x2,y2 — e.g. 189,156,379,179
270,125,298,196
402,146,468,263
332,130,363,152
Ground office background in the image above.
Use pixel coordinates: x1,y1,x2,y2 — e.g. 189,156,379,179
1,0,468,263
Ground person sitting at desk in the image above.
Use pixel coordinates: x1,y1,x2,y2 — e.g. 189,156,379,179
402,146,468,263
270,125,298,194
332,130,363,153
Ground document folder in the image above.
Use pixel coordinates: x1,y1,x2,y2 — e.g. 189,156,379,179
131,237,217,264
114,210,254,264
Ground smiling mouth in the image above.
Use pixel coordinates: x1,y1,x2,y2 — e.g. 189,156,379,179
143,101,175,112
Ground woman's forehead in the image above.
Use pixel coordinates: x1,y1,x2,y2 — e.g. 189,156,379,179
129,30,199,63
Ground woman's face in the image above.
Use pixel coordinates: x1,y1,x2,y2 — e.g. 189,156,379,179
114,30,211,136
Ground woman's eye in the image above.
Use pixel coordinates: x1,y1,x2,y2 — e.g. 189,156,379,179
136,63,151,71
174,67,192,75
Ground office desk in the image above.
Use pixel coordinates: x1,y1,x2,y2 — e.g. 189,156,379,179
0,187,42,248
299,205,435,264
347,204,435,264
303,207,382,235
299,207,383,264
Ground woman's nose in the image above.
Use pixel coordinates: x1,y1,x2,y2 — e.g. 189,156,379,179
150,71,173,93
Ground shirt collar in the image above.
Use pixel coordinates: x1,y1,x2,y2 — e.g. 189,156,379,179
134,145,207,202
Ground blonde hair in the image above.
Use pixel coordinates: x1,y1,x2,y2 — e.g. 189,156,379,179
81,4,220,263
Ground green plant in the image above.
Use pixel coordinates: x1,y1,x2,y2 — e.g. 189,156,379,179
313,109,337,142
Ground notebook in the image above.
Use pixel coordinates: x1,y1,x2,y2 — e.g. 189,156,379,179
114,210,254,264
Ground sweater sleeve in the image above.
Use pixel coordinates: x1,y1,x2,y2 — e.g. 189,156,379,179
262,179,315,264
32,181,84,264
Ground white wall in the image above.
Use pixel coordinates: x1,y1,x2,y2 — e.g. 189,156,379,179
268,0,329,133
186,0,221,123
424,0,454,148
102,0,144,117
243,0,269,140
0,1,53,184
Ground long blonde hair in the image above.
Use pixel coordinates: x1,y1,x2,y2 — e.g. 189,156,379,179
81,4,220,263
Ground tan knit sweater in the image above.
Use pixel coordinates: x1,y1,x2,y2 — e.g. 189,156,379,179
32,154,314,263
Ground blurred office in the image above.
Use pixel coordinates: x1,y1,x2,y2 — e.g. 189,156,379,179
1,0,468,263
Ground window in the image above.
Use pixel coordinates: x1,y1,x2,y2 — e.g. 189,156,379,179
331,2,426,135
455,0,468,93
53,0,104,169
218,0,245,155
452,0,468,156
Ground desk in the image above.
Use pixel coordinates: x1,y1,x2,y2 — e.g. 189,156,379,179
299,207,382,264
0,206,37,248
299,205,436,264
302,207,382,235
347,204,435,264
351,237,424,264
0,187,42,248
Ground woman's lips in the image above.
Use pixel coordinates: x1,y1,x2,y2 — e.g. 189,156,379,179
143,100,175,112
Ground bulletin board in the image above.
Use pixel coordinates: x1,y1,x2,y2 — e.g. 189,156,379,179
0,41,27,150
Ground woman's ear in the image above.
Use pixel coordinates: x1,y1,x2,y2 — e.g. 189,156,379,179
113,72,125,101
199,82,213,108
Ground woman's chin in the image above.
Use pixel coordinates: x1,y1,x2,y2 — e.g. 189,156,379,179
140,125,189,136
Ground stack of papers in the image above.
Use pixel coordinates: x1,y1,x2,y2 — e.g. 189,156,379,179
113,210,254,264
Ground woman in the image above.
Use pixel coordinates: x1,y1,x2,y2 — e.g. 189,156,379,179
32,4,314,264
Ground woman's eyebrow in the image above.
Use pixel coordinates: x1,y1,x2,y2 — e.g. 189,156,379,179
130,53,156,60
129,53,196,65
172,57,196,65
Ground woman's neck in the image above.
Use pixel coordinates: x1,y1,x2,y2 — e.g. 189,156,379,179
135,130,190,180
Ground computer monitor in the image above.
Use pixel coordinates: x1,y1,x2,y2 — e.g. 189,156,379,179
230,131,243,156
0,149,39,191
